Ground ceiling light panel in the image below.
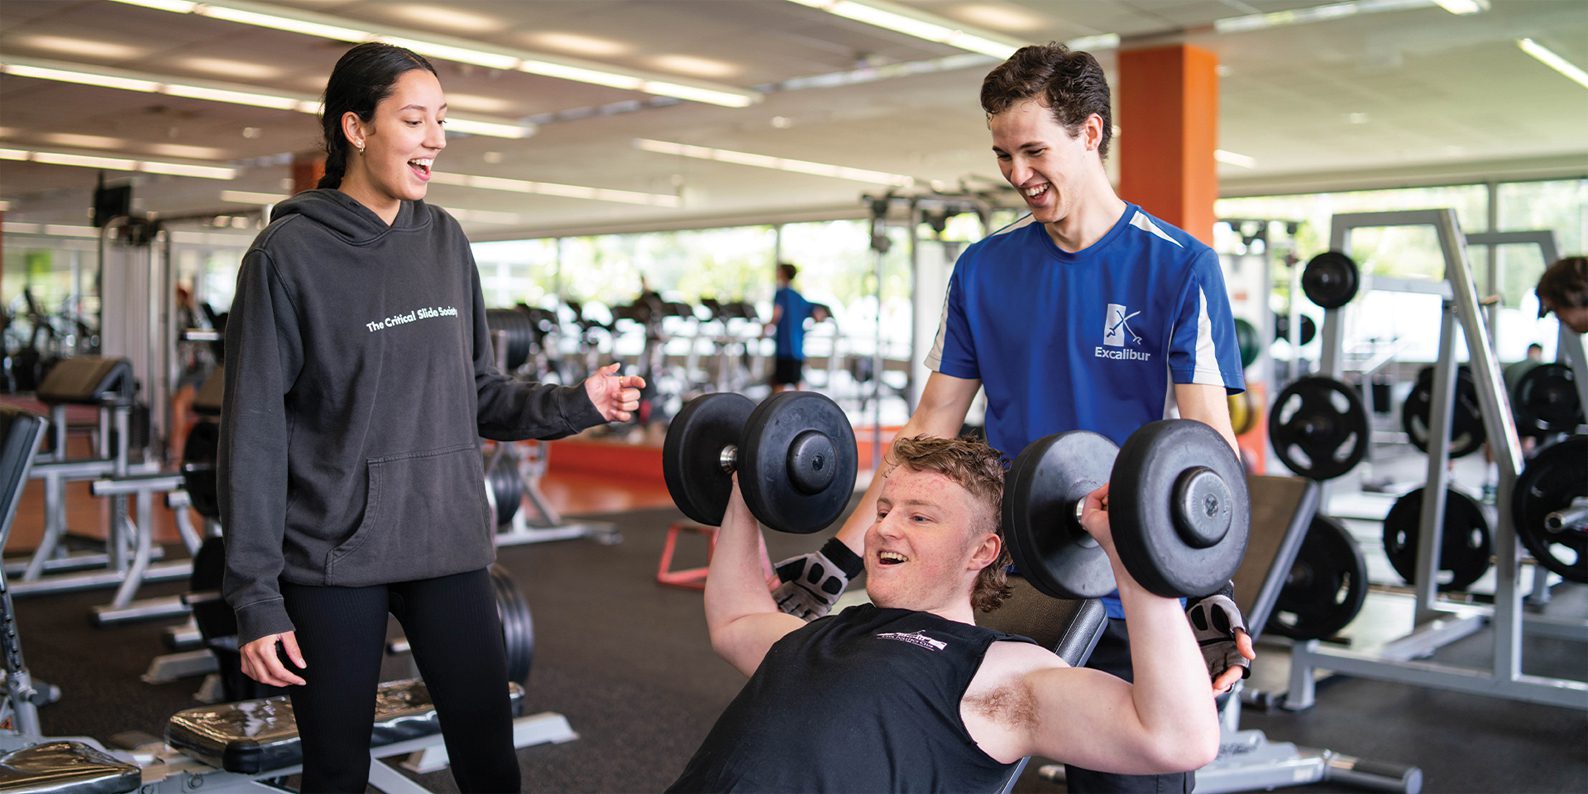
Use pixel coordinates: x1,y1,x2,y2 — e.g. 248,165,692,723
784,0,1023,58
0,56,534,140
11,35,149,61
1518,38,1588,91
105,0,760,107
2,146,236,179
634,138,915,187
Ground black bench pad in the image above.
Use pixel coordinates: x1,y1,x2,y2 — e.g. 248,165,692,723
0,740,141,794
165,678,524,774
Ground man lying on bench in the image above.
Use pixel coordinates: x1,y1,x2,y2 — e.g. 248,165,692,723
668,436,1220,792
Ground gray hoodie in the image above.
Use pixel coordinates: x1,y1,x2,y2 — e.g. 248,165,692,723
218,190,603,644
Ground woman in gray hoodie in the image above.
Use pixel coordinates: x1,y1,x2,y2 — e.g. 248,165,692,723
218,42,642,792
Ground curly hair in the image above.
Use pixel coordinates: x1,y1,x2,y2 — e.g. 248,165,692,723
980,42,1113,160
889,435,1012,612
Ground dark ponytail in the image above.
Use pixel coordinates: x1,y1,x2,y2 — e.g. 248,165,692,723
316,43,437,190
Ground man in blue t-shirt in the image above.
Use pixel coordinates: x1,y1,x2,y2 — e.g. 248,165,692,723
771,43,1252,794
766,262,825,392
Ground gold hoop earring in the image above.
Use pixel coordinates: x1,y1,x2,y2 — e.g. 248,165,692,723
355,142,365,154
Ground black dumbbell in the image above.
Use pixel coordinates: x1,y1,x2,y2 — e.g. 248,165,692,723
1002,420,1249,599
663,391,857,534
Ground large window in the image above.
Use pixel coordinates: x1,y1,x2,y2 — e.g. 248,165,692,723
471,238,558,308
1216,179,1583,364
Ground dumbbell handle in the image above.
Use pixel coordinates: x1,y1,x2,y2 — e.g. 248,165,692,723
1544,499,1588,533
1070,501,1100,549
718,444,739,474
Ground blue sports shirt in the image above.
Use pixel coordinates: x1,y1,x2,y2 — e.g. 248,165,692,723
925,205,1245,617
773,285,813,361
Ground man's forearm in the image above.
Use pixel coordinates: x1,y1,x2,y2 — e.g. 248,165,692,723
1112,556,1219,744
704,505,777,636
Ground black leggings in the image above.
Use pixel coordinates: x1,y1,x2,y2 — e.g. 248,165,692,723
281,568,519,793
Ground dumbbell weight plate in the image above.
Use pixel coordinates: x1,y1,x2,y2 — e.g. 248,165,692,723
1001,431,1119,599
182,422,221,521
1381,487,1492,591
1402,367,1485,458
1301,251,1360,309
1513,363,1583,437
489,564,535,685
1110,420,1250,598
1234,318,1260,369
663,393,755,526
1268,515,1367,641
1269,376,1369,481
739,391,858,534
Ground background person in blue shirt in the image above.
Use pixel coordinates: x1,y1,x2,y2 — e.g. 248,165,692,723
765,262,826,392
772,42,1252,794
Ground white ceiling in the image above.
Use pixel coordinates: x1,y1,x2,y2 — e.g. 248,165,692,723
1,0,1585,238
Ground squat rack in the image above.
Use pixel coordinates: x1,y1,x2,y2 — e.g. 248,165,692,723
1291,209,1587,710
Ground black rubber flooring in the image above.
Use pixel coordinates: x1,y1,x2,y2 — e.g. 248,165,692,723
10,504,1587,793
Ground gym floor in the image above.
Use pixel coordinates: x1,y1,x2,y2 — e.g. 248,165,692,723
9,459,1587,793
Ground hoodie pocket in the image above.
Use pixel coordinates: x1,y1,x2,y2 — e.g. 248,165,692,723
327,442,492,585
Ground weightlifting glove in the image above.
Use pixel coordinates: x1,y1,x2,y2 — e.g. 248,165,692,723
773,538,864,621
1186,587,1251,685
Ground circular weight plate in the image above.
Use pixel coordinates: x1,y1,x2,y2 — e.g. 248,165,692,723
1267,376,1369,480
1402,368,1486,458
188,535,227,592
1001,431,1119,599
1228,391,1258,436
1270,314,1319,347
484,452,523,528
1513,363,1583,437
490,564,535,685
1234,318,1260,369
182,421,221,520
662,393,755,526
1110,420,1250,598
739,392,857,534
1381,487,1492,591
1513,435,1586,583
1268,516,1368,640
1301,251,1360,309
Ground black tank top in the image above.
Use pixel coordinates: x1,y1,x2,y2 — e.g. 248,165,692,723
668,604,1036,793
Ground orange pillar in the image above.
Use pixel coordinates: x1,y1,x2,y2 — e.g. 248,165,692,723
1117,44,1219,245
291,152,326,194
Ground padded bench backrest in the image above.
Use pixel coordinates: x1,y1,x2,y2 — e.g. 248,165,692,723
978,577,1107,668
1232,475,1320,642
0,406,46,550
977,578,1107,794
35,356,133,406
